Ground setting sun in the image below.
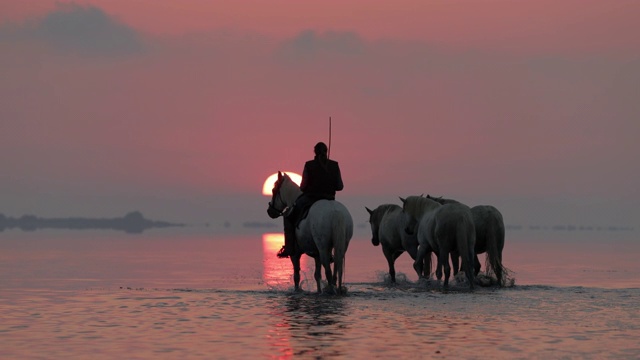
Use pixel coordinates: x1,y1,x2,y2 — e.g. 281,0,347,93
262,172,302,196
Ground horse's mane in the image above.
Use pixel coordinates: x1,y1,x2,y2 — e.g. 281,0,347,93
369,204,400,224
281,171,304,202
378,204,400,215
402,195,440,219
279,172,299,189
280,171,292,182
426,194,461,205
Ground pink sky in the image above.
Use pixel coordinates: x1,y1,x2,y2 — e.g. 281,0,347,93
1,1,638,226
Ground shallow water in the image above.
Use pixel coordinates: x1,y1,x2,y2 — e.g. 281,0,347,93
1,229,639,358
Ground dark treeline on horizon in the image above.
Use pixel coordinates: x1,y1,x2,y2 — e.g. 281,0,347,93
0,211,184,234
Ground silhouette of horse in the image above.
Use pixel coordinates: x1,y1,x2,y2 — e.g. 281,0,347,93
401,195,475,289
365,204,428,282
427,195,507,286
267,171,353,294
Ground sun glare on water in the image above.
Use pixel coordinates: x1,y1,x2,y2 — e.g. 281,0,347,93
262,172,302,196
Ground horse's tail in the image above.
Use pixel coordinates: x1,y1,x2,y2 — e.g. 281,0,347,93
485,210,506,286
332,211,348,293
457,216,476,289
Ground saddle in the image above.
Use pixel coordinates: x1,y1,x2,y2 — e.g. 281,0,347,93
290,194,334,229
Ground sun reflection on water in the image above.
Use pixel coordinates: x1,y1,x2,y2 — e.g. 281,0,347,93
262,233,308,289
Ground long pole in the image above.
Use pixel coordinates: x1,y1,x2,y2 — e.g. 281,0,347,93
328,116,332,159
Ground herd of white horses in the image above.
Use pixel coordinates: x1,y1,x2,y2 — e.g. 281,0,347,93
267,171,507,295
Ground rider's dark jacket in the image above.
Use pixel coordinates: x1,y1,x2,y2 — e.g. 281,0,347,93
300,157,344,200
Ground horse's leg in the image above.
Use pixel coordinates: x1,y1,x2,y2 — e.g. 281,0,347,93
391,252,402,281
429,244,442,281
439,249,451,289
410,243,429,278
465,249,475,290
413,245,429,279
291,255,302,291
495,251,504,287
450,250,460,276
314,257,322,293
422,252,431,279
491,234,506,287
435,252,443,281
321,252,334,294
332,260,340,294
461,239,475,290
382,246,397,283
405,241,418,261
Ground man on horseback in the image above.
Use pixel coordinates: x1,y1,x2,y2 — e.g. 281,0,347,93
277,141,344,258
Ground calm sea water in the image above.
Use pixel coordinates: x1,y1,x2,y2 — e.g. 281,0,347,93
1,228,639,359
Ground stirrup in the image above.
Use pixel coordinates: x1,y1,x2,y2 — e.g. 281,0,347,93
276,245,290,258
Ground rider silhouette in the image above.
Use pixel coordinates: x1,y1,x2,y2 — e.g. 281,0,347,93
277,142,344,258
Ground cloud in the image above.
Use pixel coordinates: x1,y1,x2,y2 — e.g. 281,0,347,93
1,11,638,208
276,30,366,61
0,3,142,56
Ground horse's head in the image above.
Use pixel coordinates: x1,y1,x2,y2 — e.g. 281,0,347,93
267,171,299,218
400,196,418,235
401,196,440,217
400,195,440,234
401,210,418,236
365,206,381,246
403,211,418,235
267,171,286,218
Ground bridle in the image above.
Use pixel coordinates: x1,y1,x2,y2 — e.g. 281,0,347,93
267,178,289,218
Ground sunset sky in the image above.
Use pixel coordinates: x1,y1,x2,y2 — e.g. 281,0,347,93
1,1,638,227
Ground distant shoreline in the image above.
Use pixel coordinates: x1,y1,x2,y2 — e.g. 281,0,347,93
1,211,633,235
0,211,185,234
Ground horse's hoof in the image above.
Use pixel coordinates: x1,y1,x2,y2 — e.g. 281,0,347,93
322,286,337,295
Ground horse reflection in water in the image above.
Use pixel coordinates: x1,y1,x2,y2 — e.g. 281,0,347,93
266,294,349,358
267,171,353,295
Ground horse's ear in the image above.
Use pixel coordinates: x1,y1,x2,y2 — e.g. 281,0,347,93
365,207,373,215
420,193,424,197
278,171,282,180
399,197,406,204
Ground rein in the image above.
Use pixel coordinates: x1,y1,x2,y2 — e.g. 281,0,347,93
267,197,286,217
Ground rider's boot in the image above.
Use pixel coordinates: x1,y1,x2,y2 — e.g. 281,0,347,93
277,217,296,259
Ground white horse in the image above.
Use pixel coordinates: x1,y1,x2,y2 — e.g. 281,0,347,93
427,195,507,286
365,204,427,282
401,195,476,289
267,171,353,294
